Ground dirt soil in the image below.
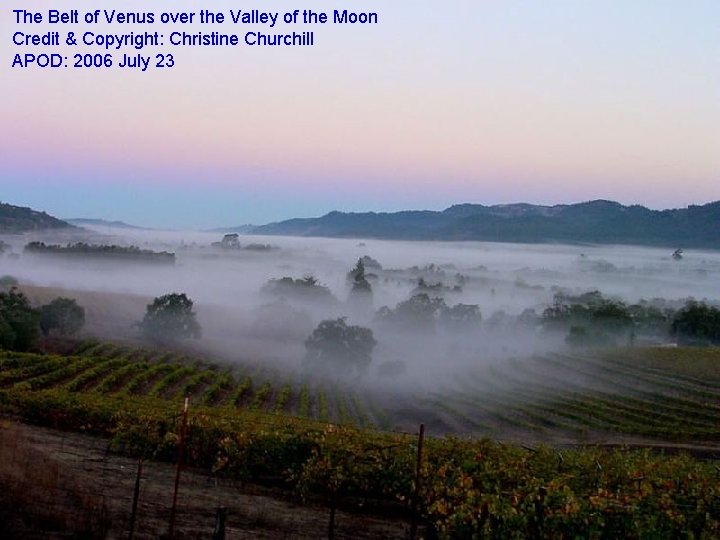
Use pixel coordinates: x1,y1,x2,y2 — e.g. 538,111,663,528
0,420,413,539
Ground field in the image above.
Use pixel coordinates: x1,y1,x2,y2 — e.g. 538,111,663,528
3,342,720,445
0,340,376,426
2,343,720,537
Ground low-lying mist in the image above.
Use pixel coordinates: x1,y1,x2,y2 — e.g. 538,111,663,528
2,225,720,399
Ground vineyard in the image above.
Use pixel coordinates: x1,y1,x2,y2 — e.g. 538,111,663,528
420,347,720,443
0,341,375,426
5,341,720,445
2,343,720,536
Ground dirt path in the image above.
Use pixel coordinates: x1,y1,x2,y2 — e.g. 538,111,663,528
0,421,412,539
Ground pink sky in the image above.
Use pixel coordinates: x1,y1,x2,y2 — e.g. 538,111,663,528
2,0,719,227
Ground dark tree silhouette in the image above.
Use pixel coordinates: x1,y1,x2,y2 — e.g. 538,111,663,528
262,275,337,306
440,303,482,332
138,293,201,342
0,288,40,351
672,301,720,345
304,318,376,376
376,293,446,332
39,297,85,337
349,258,372,294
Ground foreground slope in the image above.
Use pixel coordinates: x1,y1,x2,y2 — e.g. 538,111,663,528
2,345,720,538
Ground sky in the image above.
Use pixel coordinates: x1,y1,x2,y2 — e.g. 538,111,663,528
1,0,719,229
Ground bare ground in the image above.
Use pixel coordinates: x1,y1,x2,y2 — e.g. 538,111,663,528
0,420,412,539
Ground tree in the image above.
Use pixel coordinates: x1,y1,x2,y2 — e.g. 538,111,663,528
0,288,40,351
565,325,615,348
360,255,382,271
251,299,313,341
376,293,446,333
348,258,372,294
348,260,373,315
439,303,482,332
220,233,240,249
542,291,633,337
672,301,720,345
590,300,633,333
516,308,541,329
304,318,376,376
39,297,85,337
262,275,337,306
0,316,15,350
138,293,201,342
628,303,672,337
0,275,18,292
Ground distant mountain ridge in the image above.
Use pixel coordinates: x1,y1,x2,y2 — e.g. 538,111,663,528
204,224,255,234
66,218,149,230
0,202,73,232
252,200,720,248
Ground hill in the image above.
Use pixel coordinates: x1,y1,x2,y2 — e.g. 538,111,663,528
65,218,148,230
204,224,255,234
0,202,73,232
252,200,720,248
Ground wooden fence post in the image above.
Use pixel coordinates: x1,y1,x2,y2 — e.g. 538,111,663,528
168,397,189,538
128,458,143,540
212,506,227,540
532,486,546,539
328,492,337,540
410,423,425,540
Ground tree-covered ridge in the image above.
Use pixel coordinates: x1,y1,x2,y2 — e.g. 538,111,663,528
0,202,73,232
24,242,175,263
253,200,720,248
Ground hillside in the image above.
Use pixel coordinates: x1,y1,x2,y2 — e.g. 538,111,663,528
205,224,255,234
252,200,720,248
0,202,73,232
65,218,148,230
2,346,720,537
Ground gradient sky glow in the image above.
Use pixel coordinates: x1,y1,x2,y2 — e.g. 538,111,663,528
2,0,719,228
